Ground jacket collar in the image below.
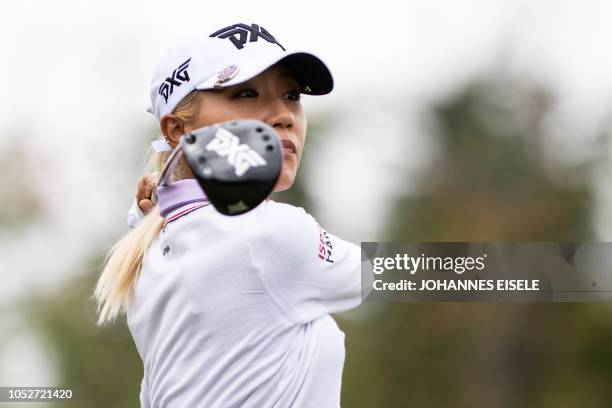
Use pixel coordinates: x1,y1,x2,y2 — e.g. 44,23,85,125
156,178,209,218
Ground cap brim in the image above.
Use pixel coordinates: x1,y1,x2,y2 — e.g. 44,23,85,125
276,52,334,95
195,51,333,96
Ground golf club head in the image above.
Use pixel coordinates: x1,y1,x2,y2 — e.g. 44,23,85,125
180,119,282,216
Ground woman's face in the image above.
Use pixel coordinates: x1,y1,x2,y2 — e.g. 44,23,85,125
185,63,307,192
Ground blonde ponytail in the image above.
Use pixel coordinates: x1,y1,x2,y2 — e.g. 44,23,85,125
93,90,203,325
94,206,165,325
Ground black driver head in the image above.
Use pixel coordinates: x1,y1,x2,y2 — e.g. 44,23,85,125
179,119,282,216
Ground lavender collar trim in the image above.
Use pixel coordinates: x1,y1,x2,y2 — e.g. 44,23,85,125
156,178,209,217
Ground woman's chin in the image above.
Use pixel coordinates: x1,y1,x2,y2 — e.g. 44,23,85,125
273,171,296,192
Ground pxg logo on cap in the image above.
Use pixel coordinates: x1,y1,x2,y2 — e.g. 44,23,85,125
209,23,285,51
158,58,191,103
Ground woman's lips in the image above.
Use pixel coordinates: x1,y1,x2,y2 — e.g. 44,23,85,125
281,139,297,155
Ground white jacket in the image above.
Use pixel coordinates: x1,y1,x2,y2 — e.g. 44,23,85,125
126,179,368,407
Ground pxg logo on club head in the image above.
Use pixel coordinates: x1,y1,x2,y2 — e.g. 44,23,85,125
180,120,282,216
206,128,267,177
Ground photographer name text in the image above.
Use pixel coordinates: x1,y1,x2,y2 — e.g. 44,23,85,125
373,279,540,292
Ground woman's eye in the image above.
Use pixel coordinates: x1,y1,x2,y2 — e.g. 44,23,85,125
235,89,257,98
285,90,301,101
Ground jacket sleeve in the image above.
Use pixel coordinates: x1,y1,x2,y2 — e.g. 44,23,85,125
247,202,370,323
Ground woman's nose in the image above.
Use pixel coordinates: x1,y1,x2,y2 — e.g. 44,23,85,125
264,98,294,130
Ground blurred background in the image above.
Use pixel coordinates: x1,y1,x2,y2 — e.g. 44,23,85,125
2,0,612,407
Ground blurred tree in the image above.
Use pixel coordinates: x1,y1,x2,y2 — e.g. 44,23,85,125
340,75,612,408
390,79,596,241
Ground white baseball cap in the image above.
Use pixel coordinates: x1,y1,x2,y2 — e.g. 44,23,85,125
148,22,334,124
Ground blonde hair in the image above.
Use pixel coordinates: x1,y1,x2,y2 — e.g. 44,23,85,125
93,91,203,325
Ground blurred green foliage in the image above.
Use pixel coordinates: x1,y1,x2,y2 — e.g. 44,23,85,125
339,76,612,408
389,79,596,241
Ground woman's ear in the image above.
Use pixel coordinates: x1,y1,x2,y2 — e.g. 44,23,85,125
159,114,186,147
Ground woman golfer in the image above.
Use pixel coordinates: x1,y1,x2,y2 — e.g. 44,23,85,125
94,22,367,407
